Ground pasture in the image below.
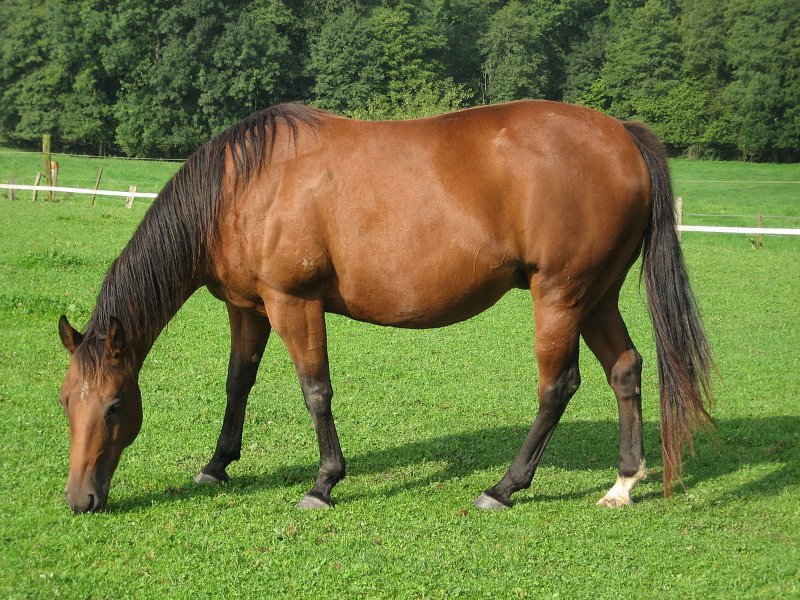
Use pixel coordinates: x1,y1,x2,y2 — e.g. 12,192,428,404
0,151,798,597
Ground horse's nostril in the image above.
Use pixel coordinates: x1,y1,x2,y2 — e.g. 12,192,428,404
66,488,105,513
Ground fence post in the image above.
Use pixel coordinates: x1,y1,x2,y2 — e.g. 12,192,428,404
125,185,136,208
9,178,16,201
91,167,103,205
675,196,683,242
50,161,59,202
42,134,52,201
32,173,42,201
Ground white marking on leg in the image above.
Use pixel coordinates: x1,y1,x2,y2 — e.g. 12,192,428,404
597,461,647,507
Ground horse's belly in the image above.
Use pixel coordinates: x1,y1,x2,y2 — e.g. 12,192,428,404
326,262,524,328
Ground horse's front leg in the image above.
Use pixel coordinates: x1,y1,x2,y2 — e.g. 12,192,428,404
196,303,271,485
264,293,344,508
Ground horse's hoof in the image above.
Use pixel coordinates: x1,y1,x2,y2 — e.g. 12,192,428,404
297,493,333,509
596,494,633,508
473,492,510,510
194,472,224,485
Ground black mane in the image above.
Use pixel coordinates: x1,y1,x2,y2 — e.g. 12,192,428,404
76,103,322,372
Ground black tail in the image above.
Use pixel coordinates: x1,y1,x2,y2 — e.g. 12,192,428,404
623,122,715,497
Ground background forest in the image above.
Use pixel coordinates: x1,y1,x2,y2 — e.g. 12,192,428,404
1,0,797,161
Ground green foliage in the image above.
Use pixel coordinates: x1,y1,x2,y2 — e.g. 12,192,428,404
562,14,610,106
347,79,470,121
479,0,602,104
0,1,63,141
111,0,226,156
59,68,114,152
433,0,501,101
572,78,610,112
0,0,797,160
479,1,545,103
679,0,729,87
603,0,684,119
308,2,456,118
198,0,302,133
306,4,377,113
723,0,800,161
631,81,708,149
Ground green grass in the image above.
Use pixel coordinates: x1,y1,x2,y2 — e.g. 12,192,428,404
671,159,800,229
0,148,180,197
0,154,798,598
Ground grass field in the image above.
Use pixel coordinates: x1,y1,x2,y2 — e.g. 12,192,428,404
0,150,798,598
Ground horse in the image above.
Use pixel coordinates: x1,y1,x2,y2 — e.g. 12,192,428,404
57,100,714,513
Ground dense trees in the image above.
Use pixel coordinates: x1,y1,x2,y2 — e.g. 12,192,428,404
308,1,464,119
0,0,796,160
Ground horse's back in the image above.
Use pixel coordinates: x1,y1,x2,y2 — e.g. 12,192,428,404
213,101,651,326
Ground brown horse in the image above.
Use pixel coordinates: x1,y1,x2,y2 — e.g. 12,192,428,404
58,100,713,513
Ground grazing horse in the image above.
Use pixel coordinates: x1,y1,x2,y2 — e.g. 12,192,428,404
57,100,713,513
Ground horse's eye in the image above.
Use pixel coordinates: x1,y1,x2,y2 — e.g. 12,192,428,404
106,400,122,420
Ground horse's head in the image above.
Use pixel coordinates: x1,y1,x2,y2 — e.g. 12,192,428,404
57,315,142,513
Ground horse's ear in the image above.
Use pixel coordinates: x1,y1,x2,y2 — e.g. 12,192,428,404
58,315,83,354
105,317,126,360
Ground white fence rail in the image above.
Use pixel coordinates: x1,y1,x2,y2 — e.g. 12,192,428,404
1,183,799,236
0,183,157,199
678,225,800,236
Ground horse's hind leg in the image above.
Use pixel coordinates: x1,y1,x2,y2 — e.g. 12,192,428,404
196,304,271,484
475,290,582,509
581,298,647,507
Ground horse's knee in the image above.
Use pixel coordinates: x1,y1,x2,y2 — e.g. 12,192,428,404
609,349,642,399
541,362,581,413
302,381,334,417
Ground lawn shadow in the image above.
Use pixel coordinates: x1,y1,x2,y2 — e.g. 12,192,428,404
111,416,799,512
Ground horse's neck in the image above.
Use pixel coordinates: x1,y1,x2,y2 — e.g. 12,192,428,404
126,288,198,370
86,143,219,369
88,239,204,370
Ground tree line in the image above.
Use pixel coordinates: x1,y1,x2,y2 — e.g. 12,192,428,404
1,0,797,161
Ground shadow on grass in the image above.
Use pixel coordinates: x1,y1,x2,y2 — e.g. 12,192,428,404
111,416,799,512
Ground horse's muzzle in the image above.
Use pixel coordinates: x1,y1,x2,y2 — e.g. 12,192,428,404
65,487,107,513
